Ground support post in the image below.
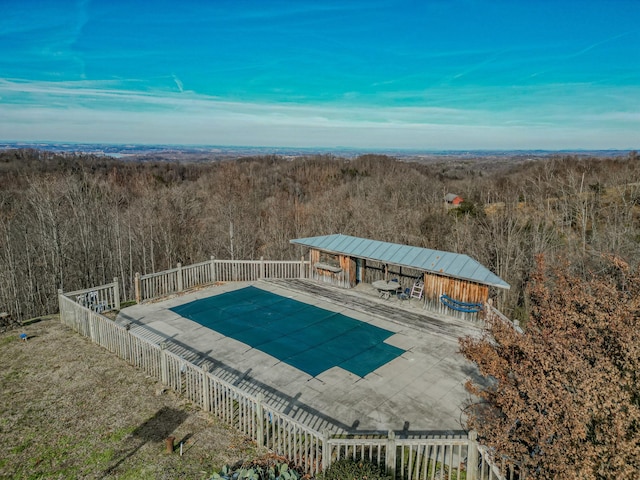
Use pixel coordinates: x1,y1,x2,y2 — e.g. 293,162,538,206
88,309,96,342
210,256,216,283
113,277,121,310
300,256,305,279
160,342,169,385
165,436,175,454
259,256,265,280
177,263,183,292
256,393,264,448
134,272,141,304
57,289,64,324
467,430,479,480
202,366,210,412
321,428,330,471
386,430,396,479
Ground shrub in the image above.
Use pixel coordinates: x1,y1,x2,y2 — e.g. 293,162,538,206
210,454,302,480
318,458,392,480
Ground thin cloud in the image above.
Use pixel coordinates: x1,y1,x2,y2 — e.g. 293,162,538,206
2,104,634,150
2,96,637,150
451,49,511,80
1,78,638,139
172,75,184,93
571,31,633,58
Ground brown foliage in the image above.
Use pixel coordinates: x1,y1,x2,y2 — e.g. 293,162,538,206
1,149,640,323
460,255,640,479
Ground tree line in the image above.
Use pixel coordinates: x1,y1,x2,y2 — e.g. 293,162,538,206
1,148,639,323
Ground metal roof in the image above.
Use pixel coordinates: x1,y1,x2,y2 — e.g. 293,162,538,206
290,234,510,290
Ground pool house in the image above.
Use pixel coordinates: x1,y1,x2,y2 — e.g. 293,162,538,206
291,233,510,320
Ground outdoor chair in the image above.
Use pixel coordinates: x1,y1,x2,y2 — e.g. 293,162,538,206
397,287,410,301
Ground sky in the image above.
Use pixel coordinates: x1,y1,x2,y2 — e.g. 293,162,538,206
1,0,639,150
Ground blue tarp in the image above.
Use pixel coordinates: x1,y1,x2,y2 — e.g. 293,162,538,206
171,286,405,378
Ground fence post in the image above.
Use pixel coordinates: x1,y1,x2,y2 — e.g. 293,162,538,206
57,288,63,310
467,430,479,480
113,277,121,310
300,256,305,279
321,429,331,472
135,273,141,304
57,289,65,324
259,256,265,279
202,366,210,412
386,430,396,480
88,311,96,343
177,263,183,292
210,256,216,283
123,322,132,363
256,393,264,448
160,342,169,385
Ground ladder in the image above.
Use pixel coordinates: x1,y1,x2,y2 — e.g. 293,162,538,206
410,281,424,300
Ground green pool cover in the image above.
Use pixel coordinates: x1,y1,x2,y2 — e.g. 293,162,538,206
170,286,405,377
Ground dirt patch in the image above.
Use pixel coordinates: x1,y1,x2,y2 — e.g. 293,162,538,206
0,317,258,479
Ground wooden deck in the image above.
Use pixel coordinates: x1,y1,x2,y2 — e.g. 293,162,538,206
263,278,483,342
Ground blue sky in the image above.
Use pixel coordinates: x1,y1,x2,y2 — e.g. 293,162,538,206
1,0,639,149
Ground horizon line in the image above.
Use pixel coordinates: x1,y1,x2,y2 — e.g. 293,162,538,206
1,140,637,155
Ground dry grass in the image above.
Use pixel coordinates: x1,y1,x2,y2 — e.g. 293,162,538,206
0,316,258,479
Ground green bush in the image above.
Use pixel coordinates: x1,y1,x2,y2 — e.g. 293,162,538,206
210,458,300,480
318,458,392,480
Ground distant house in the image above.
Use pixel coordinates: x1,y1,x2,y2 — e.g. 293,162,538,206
444,193,464,206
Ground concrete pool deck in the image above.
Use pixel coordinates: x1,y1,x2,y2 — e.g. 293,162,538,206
115,279,484,436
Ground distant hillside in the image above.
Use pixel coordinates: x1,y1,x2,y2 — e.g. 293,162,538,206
0,148,639,324
1,141,634,163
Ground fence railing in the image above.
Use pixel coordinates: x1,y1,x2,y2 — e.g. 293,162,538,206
135,257,310,303
484,300,522,333
478,445,521,480
62,278,120,313
326,433,493,480
58,291,508,480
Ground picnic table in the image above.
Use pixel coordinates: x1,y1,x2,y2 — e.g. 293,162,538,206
372,280,401,300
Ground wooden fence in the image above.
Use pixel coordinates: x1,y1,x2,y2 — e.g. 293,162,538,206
484,300,523,333
135,257,310,303
62,278,120,313
57,292,509,480
132,258,516,328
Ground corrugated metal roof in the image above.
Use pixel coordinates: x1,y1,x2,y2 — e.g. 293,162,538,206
290,234,510,290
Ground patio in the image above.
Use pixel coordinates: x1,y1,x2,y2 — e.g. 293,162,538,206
115,278,484,436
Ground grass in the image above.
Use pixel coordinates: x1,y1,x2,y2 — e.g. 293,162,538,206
0,334,16,346
0,317,259,479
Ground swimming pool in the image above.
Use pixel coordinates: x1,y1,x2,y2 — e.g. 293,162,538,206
170,286,404,377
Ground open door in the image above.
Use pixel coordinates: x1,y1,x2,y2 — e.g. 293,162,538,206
354,258,364,285
349,257,358,287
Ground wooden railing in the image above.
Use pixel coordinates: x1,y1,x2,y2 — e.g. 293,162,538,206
135,257,310,303
58,290,509,480
62,278,120,313
478,444,520,480
484,300,523,333
326,433,484,479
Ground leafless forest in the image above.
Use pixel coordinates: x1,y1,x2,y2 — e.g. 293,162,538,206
1,149,639,323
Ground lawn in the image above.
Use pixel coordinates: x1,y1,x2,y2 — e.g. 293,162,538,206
0,317,258,479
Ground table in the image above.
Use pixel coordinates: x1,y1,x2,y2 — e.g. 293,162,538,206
372,280,401,300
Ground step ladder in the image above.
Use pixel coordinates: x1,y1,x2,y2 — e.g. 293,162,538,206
410,281,424,300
